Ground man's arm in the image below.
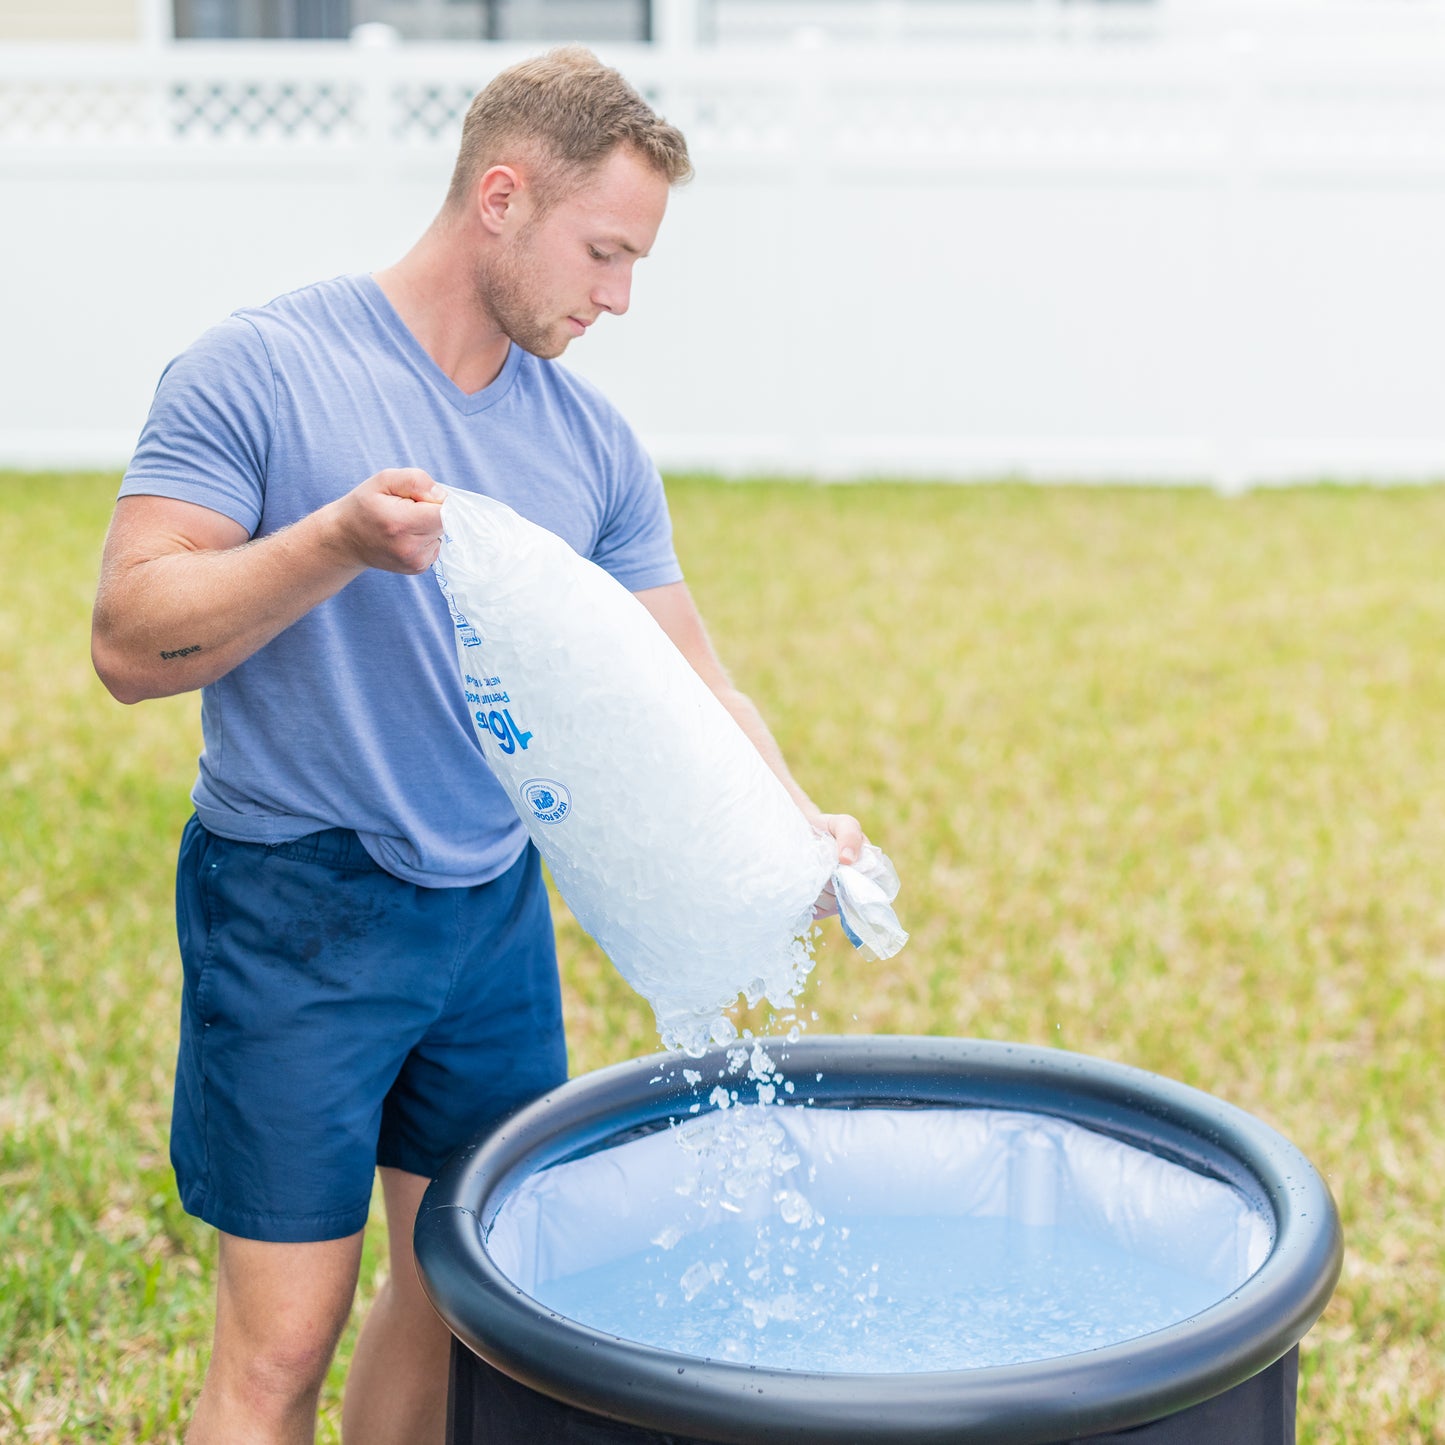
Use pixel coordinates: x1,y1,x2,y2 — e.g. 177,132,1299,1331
91,469,446,704
635,580,864,868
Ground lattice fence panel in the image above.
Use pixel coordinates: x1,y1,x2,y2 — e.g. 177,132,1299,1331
1263,81,1445,165
392,81,475,144
0,82,157,144
169,79,362,143
825,83,1224,162
681,87,795,154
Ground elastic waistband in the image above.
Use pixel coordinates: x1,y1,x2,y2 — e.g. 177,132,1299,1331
266,827,382,872
192,817,383,875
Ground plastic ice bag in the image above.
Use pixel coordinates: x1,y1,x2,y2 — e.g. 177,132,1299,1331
432,487,906,1054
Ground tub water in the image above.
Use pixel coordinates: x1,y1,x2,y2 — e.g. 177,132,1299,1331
540,1212,1238,1372
490,1105,1272,1374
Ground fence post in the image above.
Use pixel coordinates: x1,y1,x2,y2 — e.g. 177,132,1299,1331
1215,25,1262,494
652,0,700,56
352,21,400,185
649,0,701,143
137,0,172,45
788,25,829,477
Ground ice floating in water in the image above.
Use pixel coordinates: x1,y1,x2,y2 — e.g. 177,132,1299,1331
485,1105,1274,1374
538,1214,1231,1371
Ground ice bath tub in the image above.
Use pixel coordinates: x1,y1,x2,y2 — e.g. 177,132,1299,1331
414,1036,1341,1445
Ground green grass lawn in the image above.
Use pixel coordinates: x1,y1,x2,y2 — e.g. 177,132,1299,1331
2,472,1442,1442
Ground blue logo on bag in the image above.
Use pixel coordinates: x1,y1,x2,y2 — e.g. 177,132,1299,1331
521,778,571,825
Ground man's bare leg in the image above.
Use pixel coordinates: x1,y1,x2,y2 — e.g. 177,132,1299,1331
187,1230,364,1444
341,1168,451,1445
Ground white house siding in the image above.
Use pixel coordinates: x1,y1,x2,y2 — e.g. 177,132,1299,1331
0,0,140,42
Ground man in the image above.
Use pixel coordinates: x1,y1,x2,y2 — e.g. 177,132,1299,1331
92,47,861,1444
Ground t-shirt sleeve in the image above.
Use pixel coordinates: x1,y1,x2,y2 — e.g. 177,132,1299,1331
119,316,275,535
591,411,685,593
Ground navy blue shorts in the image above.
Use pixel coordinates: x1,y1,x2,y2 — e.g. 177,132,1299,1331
170,817,568,1243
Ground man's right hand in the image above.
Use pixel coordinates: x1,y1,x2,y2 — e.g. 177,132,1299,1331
324,469,447,575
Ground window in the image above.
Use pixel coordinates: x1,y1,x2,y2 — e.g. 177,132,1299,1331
175,0,351,39
172,0,652,41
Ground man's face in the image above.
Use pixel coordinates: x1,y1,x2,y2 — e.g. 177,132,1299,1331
480,146,671,360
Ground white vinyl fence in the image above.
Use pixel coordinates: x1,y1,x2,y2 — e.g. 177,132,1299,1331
4,5,1445,485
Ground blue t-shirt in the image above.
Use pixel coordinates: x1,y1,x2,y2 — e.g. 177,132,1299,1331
121,274,683,886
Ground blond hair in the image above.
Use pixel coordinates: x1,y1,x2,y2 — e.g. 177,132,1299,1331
446,46,692,213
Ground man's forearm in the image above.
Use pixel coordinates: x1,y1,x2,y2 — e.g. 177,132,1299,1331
92,509,367,703
92,470,446,704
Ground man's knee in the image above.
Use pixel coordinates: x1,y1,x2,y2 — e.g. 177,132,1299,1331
208,1231,362,1416
233,1327,339,1404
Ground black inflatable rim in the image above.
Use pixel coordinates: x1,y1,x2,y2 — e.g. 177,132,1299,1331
414,1035,1341,1445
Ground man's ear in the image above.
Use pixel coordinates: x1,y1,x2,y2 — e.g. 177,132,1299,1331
475,164,525,236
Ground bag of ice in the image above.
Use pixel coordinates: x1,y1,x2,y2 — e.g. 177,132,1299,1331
433,486,905,1054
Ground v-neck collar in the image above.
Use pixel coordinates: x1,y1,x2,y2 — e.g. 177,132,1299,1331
355,273,524,416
